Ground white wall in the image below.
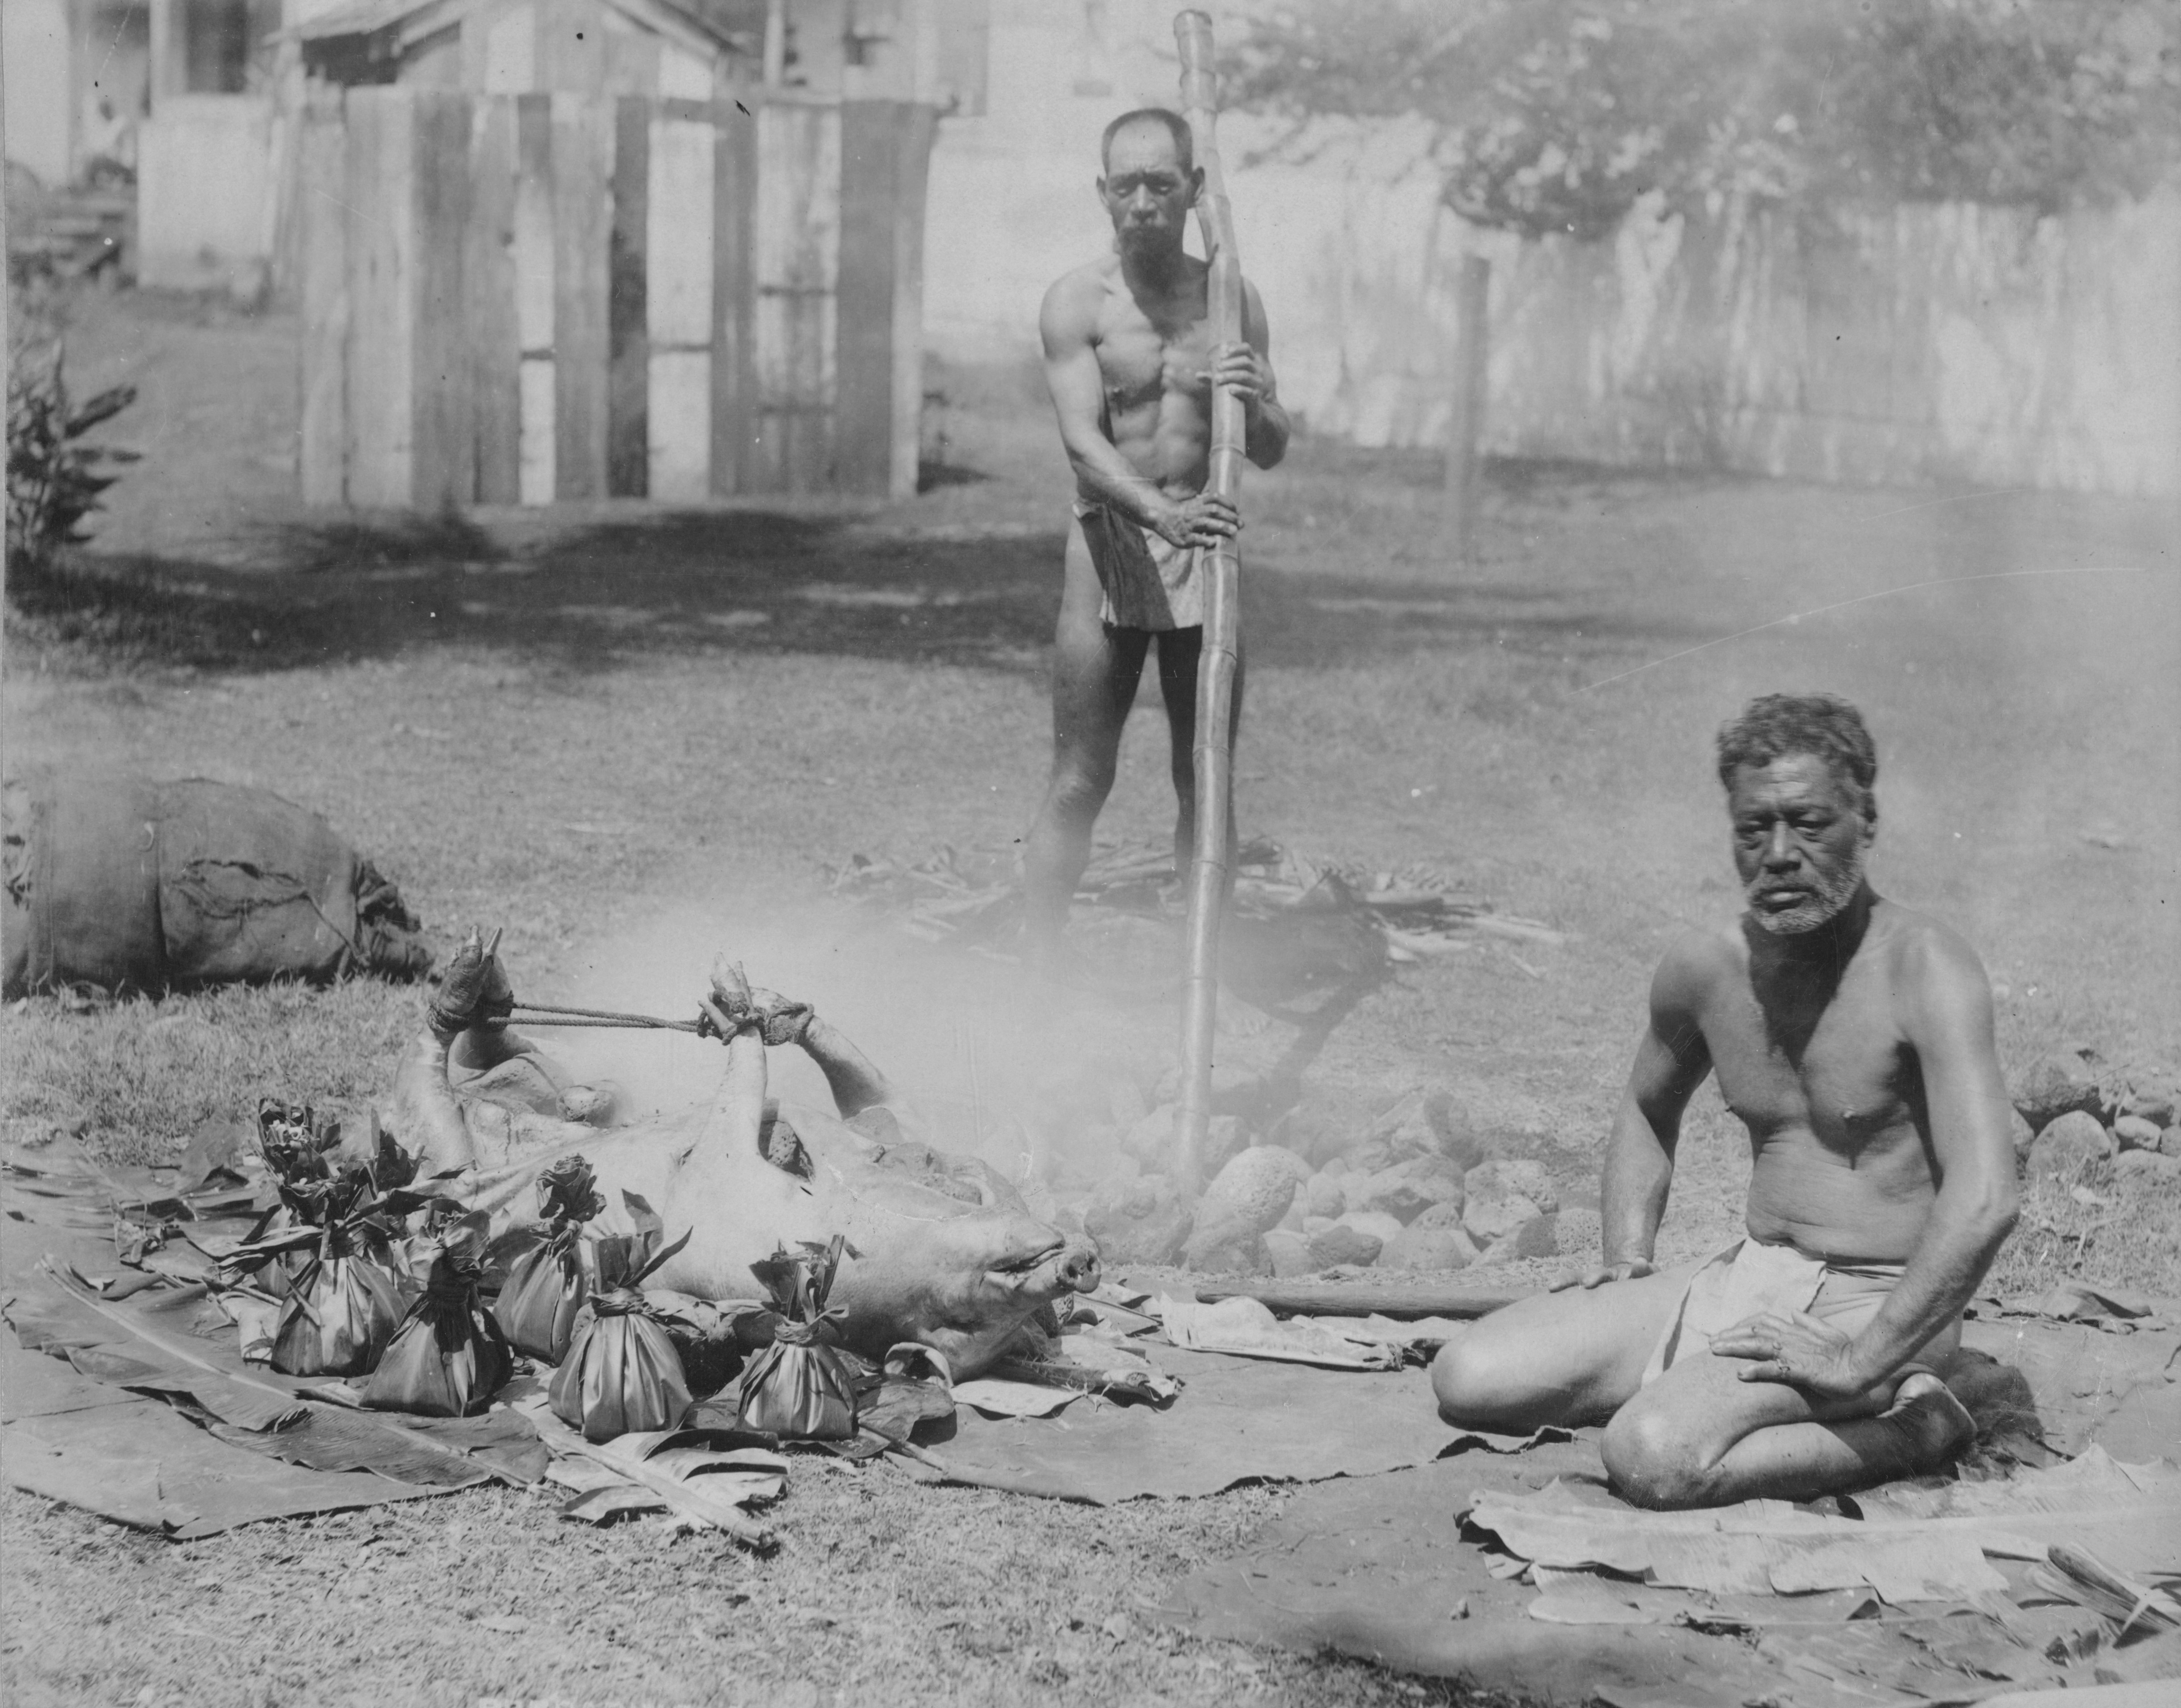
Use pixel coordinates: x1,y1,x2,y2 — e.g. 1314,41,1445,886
137,94,274,289
4,0,77,185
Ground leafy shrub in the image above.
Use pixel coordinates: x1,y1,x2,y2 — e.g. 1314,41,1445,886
7,329,138,570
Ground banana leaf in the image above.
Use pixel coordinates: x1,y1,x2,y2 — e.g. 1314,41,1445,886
518,1395,778,1547
5,1257,541,1492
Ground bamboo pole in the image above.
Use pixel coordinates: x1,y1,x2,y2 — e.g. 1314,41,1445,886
1173,10,1243,1197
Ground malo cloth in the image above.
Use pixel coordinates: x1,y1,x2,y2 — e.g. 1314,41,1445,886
1641,1237,1963,1385
1074,501,1203,630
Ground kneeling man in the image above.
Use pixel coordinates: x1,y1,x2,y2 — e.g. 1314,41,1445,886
1434,694,2017,1508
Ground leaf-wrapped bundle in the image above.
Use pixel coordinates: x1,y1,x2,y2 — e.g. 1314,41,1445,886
494,1156,605,1363
272,1253,405,1376
221,1101,381,1301
547,1192,693,1443
245,1098,449,1375
364,1211,511,1417
736,1236,858,1441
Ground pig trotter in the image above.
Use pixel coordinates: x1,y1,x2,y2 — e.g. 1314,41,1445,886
431,926,514,1037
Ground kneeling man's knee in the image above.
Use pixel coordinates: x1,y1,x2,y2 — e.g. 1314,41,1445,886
1431,1336,1525,1430
1602,1401,1711,1510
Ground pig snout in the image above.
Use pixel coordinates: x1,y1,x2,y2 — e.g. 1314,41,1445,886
1054,1243,1100,1294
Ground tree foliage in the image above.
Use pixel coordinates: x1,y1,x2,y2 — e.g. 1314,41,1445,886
1230,0,2181,238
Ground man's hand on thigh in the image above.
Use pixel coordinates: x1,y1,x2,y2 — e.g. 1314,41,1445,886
1710,1309,1871,1400
1550,1258,1655,1292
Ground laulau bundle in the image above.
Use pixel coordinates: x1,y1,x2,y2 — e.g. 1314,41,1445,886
549,1191,694,1443
737,1236,858,1441
365,1209,512,1417
220,1098,452,1377
493,1154,605,1362
228,1099,357,1300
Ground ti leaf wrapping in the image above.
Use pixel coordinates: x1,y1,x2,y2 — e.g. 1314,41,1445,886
737,1236,858,1441
244,1096,447,1376
547,1191,694,1443
364,1211,512,1417
494,1155,606,1363
272,1252,405,1376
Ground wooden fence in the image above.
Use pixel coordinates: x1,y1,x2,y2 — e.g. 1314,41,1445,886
298,85,936,508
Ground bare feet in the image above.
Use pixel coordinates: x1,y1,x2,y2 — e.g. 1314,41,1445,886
1890,1370,1977,1469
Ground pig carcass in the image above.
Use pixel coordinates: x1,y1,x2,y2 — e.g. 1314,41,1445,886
386,949,1100,1379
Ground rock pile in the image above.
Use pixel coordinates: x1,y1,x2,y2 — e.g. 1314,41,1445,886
2010,1046,2180,1188
1079,1081,1572,1280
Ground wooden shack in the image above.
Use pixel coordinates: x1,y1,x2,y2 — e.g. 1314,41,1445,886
298,86,932,504
293,1,981,507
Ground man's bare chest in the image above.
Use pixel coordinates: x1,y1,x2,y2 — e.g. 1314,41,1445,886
1703,979,1917,1145
1095,303,1215,412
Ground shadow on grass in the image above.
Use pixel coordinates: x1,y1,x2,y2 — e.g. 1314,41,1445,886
916,459,990,493
7,483,1703,679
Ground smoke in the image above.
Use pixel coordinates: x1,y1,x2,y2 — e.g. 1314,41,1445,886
526,884,1181,1184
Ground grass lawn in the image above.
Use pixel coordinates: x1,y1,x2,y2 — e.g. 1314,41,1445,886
2,288,2176,1708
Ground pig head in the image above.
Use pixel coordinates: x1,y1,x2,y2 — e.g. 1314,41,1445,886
812,1132,1101,1377
386,1025,1100,1379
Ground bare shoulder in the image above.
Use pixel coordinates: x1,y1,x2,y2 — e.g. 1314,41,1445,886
1041,257,1118,328
1649,921,1740,1018
1867,903,1997,1077
1872,899,1995,1020
1876,903,1997,1047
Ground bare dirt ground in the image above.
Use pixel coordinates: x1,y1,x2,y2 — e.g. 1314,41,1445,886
2,288,2176,1708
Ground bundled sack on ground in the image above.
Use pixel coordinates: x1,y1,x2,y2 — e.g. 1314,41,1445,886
492,1156,605,1363
365,1210,513,1417
2,767,433,998
549,1192,695,1442
219,1099,453,1377
737,1237,858,1441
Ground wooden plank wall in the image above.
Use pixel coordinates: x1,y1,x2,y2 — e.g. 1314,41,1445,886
709,98,759,495
607,97,650,496
750,102,842,493
648,104,715,501
468,98,523,503
513,94,557,504
837,100,937,498
298,87,931,508
296,86,349,505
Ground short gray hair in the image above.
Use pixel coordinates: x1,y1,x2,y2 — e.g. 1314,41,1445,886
1716,693,1877,815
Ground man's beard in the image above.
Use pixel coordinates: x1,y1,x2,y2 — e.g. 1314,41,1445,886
1746,845,1865,935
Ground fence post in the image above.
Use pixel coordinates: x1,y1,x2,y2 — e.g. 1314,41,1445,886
1443,251,1490,562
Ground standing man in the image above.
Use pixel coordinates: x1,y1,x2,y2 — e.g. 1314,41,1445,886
1023,109,1290,980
